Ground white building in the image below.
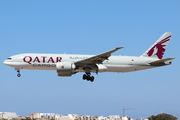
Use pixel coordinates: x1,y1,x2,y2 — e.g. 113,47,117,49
121,116,133,120
98,116,108,120
39,113,55,119
68,114,79,120
54,114,71,120
0,112,17,119
59,115,71,120
55,114,61,120
108,115,121,120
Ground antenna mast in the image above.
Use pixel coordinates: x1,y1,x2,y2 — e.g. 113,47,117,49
123,107,135,117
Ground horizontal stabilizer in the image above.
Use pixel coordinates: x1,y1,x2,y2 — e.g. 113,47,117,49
149,57,175,64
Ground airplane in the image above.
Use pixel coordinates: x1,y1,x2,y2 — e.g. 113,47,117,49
4,32,175,82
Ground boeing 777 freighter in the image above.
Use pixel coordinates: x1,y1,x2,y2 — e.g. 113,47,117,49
4,32,174,82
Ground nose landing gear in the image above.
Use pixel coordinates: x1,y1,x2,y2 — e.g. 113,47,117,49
15,68,21,77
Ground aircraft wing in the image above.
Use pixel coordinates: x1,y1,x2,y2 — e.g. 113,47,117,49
75,47,123,66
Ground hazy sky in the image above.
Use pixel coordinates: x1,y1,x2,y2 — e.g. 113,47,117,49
0,0,180,119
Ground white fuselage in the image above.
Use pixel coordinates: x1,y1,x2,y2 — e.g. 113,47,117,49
3,33,174,80
4,53,159,73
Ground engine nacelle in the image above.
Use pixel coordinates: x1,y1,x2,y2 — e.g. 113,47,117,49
56,62,76,77
97,64,108,72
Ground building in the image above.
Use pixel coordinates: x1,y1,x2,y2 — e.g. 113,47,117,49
121,116,133,120
108,115,121,120
28,113,40,119
54,114,75,120
68,114,79,120
0,112,17,119
55,114,61,120
98,116,107,120
59,115,71,120
39,113,55,119
17,116,27,119
79,115,99,120
28,113,55,119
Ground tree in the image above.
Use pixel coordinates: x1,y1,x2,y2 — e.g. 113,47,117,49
148,113,178,120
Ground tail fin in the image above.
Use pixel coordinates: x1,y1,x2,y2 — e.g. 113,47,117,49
141,32,172,59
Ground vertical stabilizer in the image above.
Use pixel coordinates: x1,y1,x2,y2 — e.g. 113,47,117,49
141,32,172,59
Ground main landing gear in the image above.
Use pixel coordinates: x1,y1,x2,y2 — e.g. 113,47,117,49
83,67,96,82
83,73,94,82
15,68,21,77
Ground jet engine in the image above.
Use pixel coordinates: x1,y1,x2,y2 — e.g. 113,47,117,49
56,62,76,76
97,64,108,72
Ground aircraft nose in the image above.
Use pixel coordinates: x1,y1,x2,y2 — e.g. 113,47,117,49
4,60,8,65
4,60,11,66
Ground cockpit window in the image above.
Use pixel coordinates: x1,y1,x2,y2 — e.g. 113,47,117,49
7,58,12,60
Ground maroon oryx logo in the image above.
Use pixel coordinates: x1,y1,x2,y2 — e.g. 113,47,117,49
147,36,171,59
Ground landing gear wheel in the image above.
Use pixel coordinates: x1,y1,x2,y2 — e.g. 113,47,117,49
87,75,91,81
82,68,95,82
90,76,94,82
82,74,95,82
83,74,87,80
15,68,21,77
17,74,21,77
